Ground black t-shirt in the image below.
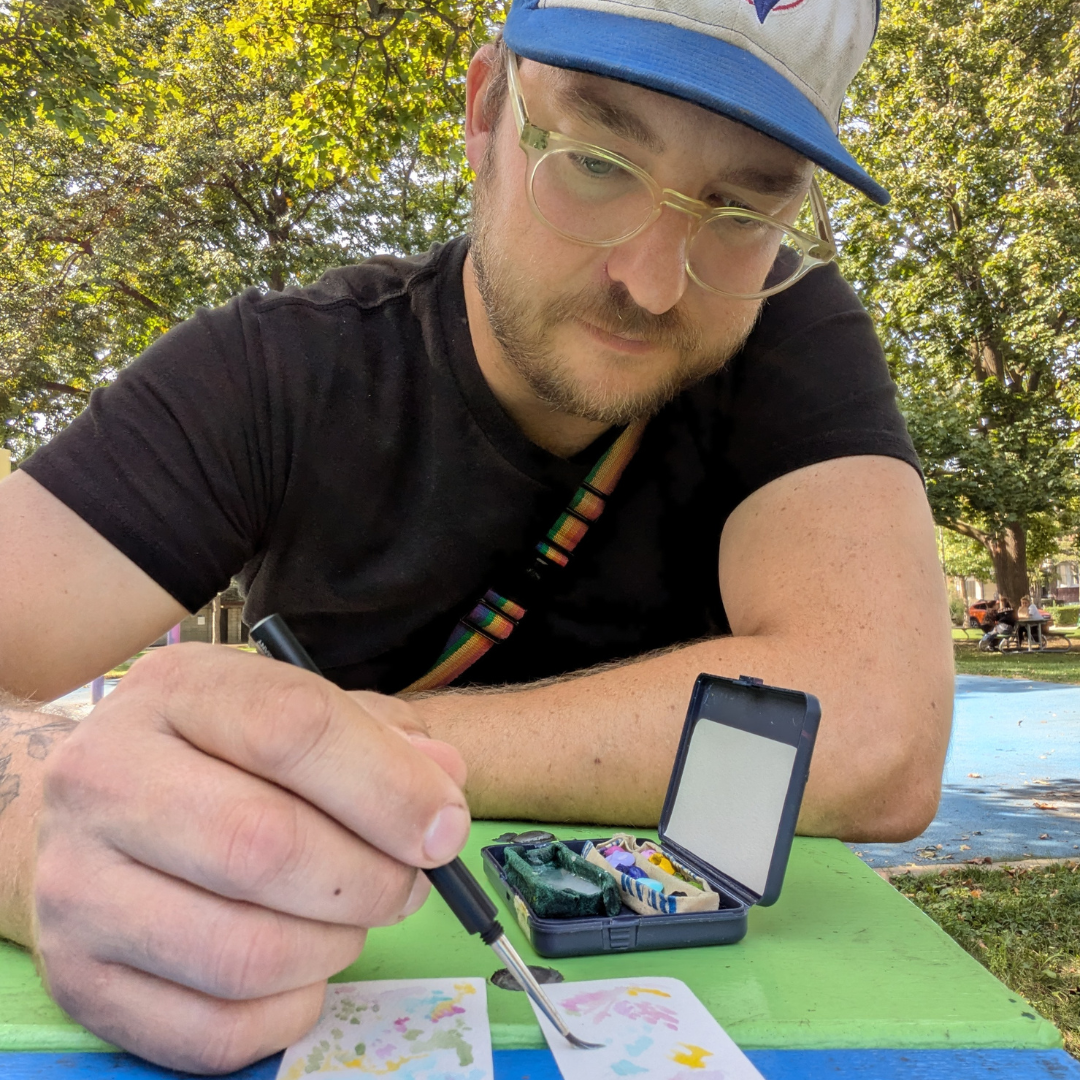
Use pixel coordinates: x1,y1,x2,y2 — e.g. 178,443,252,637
23,237,919,692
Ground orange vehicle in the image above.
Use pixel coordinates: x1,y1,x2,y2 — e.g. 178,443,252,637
967,600,996,628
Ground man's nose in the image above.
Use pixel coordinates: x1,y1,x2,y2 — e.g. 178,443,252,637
602,204,693,316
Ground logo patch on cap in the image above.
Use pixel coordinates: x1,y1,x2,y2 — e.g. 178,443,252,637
752,0,806,22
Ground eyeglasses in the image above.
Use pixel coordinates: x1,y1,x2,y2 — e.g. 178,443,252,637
505,50,837,300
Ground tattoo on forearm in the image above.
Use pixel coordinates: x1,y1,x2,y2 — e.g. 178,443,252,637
0,752,19,819
13,718,78,761
0,706,78,818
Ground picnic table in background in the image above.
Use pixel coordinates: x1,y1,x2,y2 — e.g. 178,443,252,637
2,823,1079,1079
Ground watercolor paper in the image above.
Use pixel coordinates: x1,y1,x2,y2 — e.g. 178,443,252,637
276,978,493,1079
528,977,763,1079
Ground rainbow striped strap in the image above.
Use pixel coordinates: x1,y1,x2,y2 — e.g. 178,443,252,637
402,418,648,693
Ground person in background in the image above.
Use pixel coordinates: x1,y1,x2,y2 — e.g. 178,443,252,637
1019,595,1046,647
980,596,1016,652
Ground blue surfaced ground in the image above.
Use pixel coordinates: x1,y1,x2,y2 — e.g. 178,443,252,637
6,1049,1080,1080
852,675,1080,868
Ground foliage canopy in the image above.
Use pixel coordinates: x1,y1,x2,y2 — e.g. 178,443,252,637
1,0,494,455
831,0,1080,597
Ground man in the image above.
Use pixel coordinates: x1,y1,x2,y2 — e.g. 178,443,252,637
0,0,953,1071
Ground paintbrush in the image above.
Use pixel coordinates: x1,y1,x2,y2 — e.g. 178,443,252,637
249,613,602,1051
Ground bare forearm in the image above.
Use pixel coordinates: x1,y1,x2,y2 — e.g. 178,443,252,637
0,698,76,946
413,627,952,843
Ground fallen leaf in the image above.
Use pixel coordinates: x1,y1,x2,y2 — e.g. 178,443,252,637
968,772,982,778
960,844,971,851
976,939,988,950
935,843,944,849
970,889,982,899
1039,834,1051,840
1033,802,1059,810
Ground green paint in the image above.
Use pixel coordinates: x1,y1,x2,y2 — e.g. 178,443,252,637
353,1042,365,1057
402,1028,423,1040
408,1025,474,1066
0,824,1064,1052
304,1044,325,1073
504,841,620,918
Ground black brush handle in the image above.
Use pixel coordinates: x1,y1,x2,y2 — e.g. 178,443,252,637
426,859,503,945
249,614,322,673
249,614,502,943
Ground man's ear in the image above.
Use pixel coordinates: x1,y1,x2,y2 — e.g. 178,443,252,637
464,44,500,175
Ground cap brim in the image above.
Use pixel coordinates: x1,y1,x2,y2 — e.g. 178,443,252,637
504,2,890,206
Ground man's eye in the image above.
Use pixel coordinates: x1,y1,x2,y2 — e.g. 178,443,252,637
707,194,755,212
569,153,617,178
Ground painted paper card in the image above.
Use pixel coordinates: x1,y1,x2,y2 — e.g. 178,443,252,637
528,977,763,1079
276,978,494,1079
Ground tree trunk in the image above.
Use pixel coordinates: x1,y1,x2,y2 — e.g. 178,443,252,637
986,522,1030,606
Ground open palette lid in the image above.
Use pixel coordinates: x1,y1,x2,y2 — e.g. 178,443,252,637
658,673,820,908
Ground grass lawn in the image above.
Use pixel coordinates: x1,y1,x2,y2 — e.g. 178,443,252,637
894,863,1080,1059
952,630,1080,685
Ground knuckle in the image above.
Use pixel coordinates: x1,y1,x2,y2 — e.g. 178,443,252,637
245,677,339,778
123,642,188,691
218,796,307,896
32,848,75,923
40,733,110,815
210,914,291,1000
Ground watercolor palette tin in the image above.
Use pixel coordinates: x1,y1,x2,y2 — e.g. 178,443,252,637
481,673,820,957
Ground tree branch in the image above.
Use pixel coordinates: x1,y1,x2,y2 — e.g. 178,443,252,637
947,520,989,547
41,381,91,398
107,278,169,316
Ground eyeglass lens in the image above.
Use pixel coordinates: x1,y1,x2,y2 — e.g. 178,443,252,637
530,148,805,296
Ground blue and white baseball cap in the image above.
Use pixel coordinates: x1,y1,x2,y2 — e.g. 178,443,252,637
503,0,889,205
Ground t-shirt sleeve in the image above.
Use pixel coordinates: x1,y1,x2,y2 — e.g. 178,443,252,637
717,262,921,495
20,293,281,612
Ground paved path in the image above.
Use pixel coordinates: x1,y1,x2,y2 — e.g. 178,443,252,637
853,675,1080,868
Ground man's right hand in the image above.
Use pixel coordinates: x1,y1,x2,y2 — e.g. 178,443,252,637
32,643,470,1074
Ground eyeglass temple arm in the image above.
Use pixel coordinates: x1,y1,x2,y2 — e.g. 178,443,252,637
505,50,529,134
809,175,836,254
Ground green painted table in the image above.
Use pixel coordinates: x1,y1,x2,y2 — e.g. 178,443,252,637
0,824,1061,1056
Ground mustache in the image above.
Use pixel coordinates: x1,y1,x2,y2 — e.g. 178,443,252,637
543,283,704,353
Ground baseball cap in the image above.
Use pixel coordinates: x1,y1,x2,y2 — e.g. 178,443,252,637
502,0,889,205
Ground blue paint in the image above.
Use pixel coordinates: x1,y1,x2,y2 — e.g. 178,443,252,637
3,1048,1080,1079
610,1058,649,1075
853,675,1080,867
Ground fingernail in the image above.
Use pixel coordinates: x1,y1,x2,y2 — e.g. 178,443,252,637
423,805,471,864
401,873,431,919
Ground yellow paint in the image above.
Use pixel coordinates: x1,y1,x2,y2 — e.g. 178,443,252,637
367,1055,420,1073
670,1043,713,1069
428,982,476,1022
626,986,672,998
648,853,676,875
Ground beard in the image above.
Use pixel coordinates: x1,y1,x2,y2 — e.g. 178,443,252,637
469,150,761,426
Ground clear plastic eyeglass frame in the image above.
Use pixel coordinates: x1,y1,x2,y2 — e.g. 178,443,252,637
505,49,838,300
